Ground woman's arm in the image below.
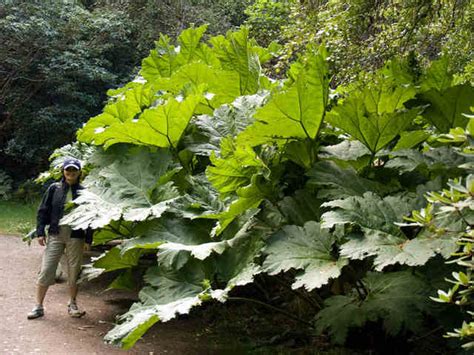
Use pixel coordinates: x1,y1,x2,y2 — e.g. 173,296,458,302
36,183,56,238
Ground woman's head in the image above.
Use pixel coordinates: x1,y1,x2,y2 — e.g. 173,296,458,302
62,158,81,185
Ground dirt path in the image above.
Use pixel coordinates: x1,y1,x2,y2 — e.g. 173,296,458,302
0,234,229,355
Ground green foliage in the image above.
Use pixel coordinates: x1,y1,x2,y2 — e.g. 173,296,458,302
93,247,142,272
307,161,389,199
61,148,180,229
35,142,95,184
320,192,459,271
107,269,137,292
400,120,473,349
186,93,267,156
315,271,433,344
322,193,414,237
238,48,329,146
37,23,474,351
244,0,293,46
78,26,270,150
274,0,473,83
383,147,469,175
81,93,201,149
204,177,267,236
98,0,253,57
11,179,43,204
392,130,431,151
206,138,268,196
420,85,473,133
418,57,474,132
263,221,348,291
104,264,205,349
409,175,474,349
0,2,139,177
326,64,418,154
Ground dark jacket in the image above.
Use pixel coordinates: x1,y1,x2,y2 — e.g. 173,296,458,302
36,180,92,244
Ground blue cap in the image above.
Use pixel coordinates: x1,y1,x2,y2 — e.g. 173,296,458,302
62,158,81,170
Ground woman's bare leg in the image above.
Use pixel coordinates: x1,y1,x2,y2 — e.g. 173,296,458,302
69,284,78,304
35,284,48,306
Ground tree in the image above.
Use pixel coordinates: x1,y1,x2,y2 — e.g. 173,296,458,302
0,2,138,179
86,0,253,58
250,0,473,83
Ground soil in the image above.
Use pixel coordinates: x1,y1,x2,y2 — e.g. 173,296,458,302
0,234,240,355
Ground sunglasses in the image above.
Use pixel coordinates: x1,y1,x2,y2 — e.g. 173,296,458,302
65,167,79,172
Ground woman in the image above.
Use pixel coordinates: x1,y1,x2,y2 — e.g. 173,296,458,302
27,157,92,319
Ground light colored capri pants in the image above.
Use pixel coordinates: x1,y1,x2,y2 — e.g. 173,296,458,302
37,226,84,287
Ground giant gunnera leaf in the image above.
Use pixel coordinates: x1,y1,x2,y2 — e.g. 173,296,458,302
61,148,180,230
277,189,322,226
315,271,432,344
187,93,267,156
169,175,225,220
213,219,266,297
307,161,392,199
204,177,267,236
79,94,201,150
78,26,274,150
141,25,212,83
120,217,211,255
77,82,158,145
206,137,269,197
326,70,419,154
418,56,473,132
321,192,413,237
210,27,265,96
321,192,458,270
104,262,207,349
383,146,470,174
237,48,329,146
263,221,348,291
92,247,142,272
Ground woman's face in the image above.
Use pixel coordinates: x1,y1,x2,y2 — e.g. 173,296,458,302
63,167,80,185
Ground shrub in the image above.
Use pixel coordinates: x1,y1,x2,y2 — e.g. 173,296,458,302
0,170,12,200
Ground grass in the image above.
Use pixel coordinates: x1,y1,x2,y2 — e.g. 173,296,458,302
0,199,39,235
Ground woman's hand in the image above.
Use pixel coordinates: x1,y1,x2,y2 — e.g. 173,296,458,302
84,243,91,252
37,236,46,246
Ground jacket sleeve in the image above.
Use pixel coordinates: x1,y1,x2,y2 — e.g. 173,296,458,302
36,184,55,237
85,228,93,245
